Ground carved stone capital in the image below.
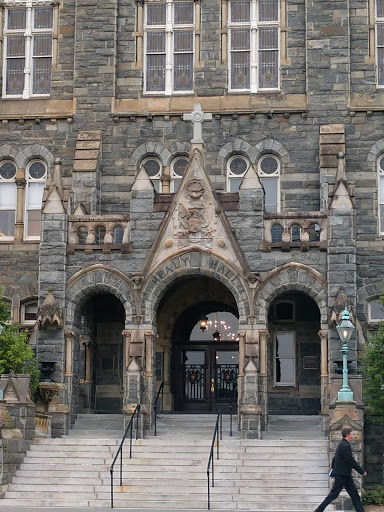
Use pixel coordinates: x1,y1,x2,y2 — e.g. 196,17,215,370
318,329,328,341
122,329,132,339
15,178,26,189
64,330,75,342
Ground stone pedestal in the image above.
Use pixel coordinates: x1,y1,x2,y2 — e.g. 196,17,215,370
36,382,69,437
239,404,262,439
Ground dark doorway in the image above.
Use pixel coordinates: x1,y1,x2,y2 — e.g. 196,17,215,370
80,293,124,413
174,341,239,412
172,308,239,412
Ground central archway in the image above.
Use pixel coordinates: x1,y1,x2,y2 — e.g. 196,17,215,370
155,275,240,412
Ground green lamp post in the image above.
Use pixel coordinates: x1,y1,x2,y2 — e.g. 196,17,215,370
336,308,355,402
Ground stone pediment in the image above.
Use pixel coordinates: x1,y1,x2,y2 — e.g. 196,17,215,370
143,148,246,275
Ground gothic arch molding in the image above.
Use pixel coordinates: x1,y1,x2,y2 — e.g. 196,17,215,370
255,138,290,164
167,142,191,165
367,139,384,162
66,264,135,326
130,142,172,169
0,145,18,162
218,139,256,167
141,250,251,327
15,144,55,169
255,263,328,327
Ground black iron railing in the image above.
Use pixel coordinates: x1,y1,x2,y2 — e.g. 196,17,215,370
154,381,164,436
206,406,222,510
110,404,140,508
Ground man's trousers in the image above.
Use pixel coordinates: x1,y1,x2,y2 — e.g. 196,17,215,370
315,475,364,512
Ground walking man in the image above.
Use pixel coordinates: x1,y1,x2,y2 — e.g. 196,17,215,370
314,427,367,512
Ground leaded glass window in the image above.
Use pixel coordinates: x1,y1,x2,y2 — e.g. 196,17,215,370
229,0,279,92
378,155,384,233
4,4,53,98
25,161,46,240
171,157,189,192
226,154,280,212
144,1,194,94
143,158,162,192
258,155,280,212
0,162,17,239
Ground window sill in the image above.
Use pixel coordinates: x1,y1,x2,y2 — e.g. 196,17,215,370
67,243,133,255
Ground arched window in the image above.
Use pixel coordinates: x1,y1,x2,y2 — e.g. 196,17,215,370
95,226,106,245
290,224,301,242
171,157,188,192
258,155,280,212
309,223,320,242
227,155,249,192
78,227,88,245
143,158,162,192
378,154,384,234
0,161,17,239
114,226,124,244
271,223,283,243
25,160,46,239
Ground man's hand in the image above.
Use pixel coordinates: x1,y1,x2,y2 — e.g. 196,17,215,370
363,471,367,476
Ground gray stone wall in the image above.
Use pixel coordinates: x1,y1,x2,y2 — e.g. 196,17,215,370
0,439,29,497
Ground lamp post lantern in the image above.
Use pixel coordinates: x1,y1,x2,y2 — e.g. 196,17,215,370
336,308,355,402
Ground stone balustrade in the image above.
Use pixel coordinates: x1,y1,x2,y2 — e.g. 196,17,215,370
68,215,131,253
261,212,327,252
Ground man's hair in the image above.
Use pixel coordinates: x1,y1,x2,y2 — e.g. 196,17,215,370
342,427,352,438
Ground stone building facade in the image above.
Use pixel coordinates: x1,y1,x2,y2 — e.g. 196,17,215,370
0,0,383,481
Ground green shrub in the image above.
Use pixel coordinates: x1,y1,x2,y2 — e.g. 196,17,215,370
362,485,384,506
0,288,40,393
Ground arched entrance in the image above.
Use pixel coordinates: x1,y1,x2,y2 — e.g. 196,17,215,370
77,293,125,413
267,291,321,415
156,276,239,413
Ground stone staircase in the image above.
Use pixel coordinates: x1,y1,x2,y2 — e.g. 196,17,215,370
0,413,331,510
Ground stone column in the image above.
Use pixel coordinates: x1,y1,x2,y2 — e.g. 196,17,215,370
238,332,246,377
122,329,132,371
65,331,75,377
259,329,268,428
161,171,171,193
318,329,330,423
14,170,26,244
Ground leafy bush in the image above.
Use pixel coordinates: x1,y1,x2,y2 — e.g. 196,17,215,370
360,293,384,422
362,485,384,506
0,289,40,393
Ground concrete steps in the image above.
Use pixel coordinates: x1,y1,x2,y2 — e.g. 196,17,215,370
0,413,332,510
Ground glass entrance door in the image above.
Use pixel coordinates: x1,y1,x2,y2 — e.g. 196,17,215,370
175,343,239,412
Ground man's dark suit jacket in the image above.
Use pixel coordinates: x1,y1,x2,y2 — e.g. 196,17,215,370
332,438,365,477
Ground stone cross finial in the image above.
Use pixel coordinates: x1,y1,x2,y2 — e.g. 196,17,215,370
183,104,212,144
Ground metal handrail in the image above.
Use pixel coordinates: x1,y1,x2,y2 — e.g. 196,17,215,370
110,404,140,508
154,381,164,436
206,406,222,510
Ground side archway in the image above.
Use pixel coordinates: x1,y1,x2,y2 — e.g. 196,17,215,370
255,263,328,327
141,250,251,327
66,264,135,326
